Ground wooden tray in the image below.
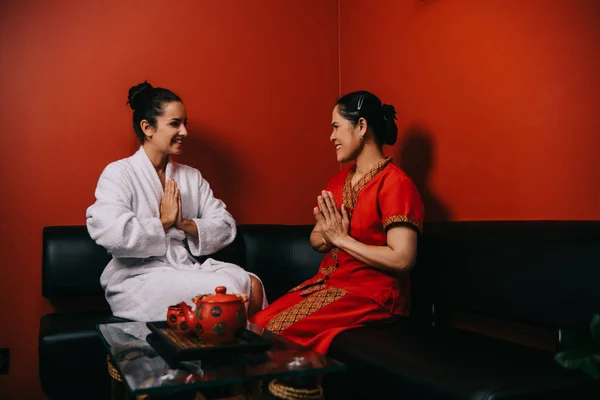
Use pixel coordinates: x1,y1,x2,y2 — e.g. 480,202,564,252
146,321,273,361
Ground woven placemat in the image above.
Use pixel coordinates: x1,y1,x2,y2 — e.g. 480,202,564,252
158,327,244,350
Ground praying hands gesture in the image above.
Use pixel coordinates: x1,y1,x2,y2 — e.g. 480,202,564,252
160,179,179,231
311,188,418,274
160,179,198,236
313,190,350,247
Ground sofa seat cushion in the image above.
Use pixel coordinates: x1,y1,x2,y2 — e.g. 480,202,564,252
39,312,128,399
327,319,599,400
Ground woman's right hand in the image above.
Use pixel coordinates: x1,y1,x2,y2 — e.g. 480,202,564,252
310,219,333,253
160,179,179,230
315,191,350,247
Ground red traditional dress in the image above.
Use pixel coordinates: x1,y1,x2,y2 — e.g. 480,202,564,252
250,158,424,354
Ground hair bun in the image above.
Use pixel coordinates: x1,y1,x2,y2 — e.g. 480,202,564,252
382,103,397,121
382,103,398,145
127,81,154,110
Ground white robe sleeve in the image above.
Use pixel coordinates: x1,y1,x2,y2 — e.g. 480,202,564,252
86,164,167,258
187,174,236,257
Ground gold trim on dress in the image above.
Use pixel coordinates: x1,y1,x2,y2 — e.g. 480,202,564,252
330,247,339,261
288,278,324,293
265,287,348,334
343,157,393,209
291,247,340,293
342,174,354,210
300,283,327,296
383,215,423,233
320,264,336,276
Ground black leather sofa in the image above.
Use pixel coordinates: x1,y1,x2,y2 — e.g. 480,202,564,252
40,222,600,399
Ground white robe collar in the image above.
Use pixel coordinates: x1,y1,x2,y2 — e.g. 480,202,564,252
132,146,176,208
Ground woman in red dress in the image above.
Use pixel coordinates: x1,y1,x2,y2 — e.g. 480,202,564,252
250,91,424,354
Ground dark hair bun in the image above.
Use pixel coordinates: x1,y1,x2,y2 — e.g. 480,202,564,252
127,81,154,110
335,91,398,147
382,104,398,145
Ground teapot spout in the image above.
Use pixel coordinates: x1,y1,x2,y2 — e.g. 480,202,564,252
178,301,195,322
171,301,195,336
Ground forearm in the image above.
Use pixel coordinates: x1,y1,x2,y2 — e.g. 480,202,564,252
310,230,333,253
335,235,414,273
87,213,167,258
177,219,198,236
161,217,175,232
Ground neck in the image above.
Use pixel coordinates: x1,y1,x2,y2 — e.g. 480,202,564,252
142,143,169,172
355,143,385,175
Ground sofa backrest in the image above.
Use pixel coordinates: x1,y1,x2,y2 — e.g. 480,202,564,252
42,224,323,304
217,225,325,302
43,226,110,299
419,221,600,330
43,221,600,331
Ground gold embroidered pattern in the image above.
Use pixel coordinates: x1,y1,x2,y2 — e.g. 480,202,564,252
342,172,355,209
320,264,336,276
331,247,339,262
288,278,324,293
265,287,348,334
300,283,327,296
383,215,423,233
343,158,392,209
317,248,339,278
292,247,339,293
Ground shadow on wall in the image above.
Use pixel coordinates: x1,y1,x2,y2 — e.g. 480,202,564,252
175,128,246,221
397,125,452,222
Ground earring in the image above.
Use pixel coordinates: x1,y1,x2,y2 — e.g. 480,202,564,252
359,135,364,140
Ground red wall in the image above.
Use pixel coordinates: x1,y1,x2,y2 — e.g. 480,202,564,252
3,0,600,397
339,0,600,222
0,1,339,397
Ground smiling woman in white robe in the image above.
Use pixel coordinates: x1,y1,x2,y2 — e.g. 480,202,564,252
86,81,266,321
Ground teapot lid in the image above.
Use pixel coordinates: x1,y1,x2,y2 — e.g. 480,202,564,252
200,286,242,303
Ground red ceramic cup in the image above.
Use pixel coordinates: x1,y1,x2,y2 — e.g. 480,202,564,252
167,305,182,328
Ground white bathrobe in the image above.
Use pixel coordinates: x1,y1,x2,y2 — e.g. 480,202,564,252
86,147,266,321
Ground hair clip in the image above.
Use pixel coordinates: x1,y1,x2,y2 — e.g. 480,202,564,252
357,95,364,111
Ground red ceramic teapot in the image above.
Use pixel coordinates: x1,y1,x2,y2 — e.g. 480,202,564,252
178,286,248,344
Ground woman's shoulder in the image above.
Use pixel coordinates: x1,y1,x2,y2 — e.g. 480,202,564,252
100,155,136,177
379,162,421,194
99,148,166,182
383,162,412,181
171,162,202,179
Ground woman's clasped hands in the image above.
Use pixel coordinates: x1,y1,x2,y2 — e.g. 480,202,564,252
313,190,350,247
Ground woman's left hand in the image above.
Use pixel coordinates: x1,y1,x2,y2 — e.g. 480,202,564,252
314,190,350,247
175,192,185,230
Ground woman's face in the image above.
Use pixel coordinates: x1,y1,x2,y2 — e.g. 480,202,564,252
330,105,363,163
143,101,188,155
